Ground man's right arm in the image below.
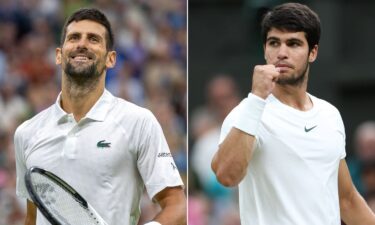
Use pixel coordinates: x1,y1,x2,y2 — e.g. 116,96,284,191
14,126,36,225
211,65,280,187
25,200,37,225
211,128,256,187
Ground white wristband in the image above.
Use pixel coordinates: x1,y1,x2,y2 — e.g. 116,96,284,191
233,93,266,136
144,222,162,225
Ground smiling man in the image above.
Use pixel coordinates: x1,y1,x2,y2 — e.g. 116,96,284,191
14,8,186,225
211,3,375,225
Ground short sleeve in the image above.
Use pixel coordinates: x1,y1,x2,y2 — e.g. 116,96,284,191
14,125,30,200
136,111,184,200
336,111,346,159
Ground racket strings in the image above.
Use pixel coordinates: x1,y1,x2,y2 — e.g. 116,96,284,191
31,173,102,225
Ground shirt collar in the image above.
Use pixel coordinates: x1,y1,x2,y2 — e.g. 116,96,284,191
54,89,115,124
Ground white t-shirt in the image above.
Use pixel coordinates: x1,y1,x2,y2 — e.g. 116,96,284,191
14,90,183,225
220,94,346,225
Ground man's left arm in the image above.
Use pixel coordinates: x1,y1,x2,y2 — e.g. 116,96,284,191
339,159,375,224
137,111,186,225
147,187,186,225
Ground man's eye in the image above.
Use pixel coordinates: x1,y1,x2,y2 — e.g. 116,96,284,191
269,41,279,47
68,36,79,41
289,42,301,47
90,37,99,42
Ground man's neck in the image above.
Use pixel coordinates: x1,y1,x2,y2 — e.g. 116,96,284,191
272,81,313,111
60,75,105,122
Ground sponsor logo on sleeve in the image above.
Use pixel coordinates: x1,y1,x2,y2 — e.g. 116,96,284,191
157,152,172,157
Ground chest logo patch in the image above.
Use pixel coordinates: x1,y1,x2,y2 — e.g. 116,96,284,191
304,125,317,132
97,140,111,148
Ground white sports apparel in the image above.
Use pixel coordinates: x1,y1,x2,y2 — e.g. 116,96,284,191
14,90,183,225
144,222,162,225
219,94,346,225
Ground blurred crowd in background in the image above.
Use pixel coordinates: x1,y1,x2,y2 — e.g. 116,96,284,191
188,75,375,225
189,75,242,225
0,0,186,224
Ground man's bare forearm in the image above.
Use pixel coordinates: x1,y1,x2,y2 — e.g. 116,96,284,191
212,128,255,187
341,190,375,225
152,187,186,225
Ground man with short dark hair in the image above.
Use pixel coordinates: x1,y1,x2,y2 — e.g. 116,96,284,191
14,8,186,225
212,3,375,225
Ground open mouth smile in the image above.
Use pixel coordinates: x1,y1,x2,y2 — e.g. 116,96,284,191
69,52,95,62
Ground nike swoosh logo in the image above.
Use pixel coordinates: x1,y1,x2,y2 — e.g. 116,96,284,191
304,125,317,132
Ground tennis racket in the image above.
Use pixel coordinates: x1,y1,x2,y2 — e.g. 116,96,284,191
25,166,108,225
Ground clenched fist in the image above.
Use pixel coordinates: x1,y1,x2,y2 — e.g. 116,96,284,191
251,65,280,99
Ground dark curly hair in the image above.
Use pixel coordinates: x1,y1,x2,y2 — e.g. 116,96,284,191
261,3,320,51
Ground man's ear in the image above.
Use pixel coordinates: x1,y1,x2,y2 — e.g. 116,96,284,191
263,44,268,62
56,48,62,65
106,51,117,68
309,45,318,63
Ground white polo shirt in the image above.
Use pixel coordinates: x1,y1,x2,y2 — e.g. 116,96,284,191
220,94,346,225
14,90,183,225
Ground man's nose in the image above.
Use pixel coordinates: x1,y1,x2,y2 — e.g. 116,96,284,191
277,44,288,59
76,37,89,48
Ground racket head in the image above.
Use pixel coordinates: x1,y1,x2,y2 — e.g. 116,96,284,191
25,166,107,225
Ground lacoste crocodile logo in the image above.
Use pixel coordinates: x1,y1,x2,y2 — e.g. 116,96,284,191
97,140,111,148
304,125,317,132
